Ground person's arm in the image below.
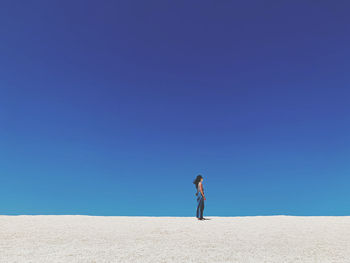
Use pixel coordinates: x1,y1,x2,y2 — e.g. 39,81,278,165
199,182,206,200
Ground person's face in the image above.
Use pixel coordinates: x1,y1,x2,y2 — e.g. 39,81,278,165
201,178,203,182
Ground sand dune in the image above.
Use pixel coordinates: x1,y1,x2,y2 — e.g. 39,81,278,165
1,215,350,262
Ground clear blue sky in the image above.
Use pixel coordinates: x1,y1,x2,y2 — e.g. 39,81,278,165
1,1,349,216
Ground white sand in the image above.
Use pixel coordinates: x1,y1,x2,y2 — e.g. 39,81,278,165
1,215,350,263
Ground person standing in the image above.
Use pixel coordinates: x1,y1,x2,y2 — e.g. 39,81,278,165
193,174,206,220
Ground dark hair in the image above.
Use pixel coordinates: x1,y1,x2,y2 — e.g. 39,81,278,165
193,175,203,189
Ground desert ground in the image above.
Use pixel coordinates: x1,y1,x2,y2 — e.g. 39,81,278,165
1,215,350,262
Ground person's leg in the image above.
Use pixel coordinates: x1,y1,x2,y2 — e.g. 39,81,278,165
199,198,204,219
196,200,200,218
201,200,205,219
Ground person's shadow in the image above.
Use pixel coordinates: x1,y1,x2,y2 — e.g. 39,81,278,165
202,218,211,220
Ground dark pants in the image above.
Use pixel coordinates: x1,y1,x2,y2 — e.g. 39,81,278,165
196,195,204,219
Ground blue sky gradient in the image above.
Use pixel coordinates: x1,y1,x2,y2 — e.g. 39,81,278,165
1,1,349,216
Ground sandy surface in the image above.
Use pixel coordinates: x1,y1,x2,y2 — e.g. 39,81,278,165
1,215,350,263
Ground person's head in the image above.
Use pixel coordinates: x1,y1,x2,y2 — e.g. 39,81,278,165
193,174,203,188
